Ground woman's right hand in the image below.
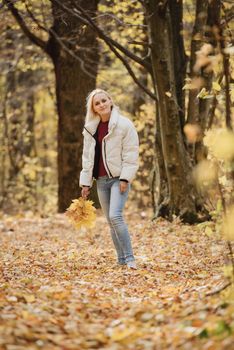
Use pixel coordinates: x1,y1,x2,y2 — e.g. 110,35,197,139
81,186,90,199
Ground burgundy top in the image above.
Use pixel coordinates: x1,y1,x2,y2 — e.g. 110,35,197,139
97,121,109,177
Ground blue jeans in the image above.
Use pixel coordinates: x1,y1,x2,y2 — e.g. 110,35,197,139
96,176,135,264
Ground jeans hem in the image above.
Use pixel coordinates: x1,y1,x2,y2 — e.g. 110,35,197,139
125,257,135,263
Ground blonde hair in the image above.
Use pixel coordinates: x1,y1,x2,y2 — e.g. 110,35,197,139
85,88,115,122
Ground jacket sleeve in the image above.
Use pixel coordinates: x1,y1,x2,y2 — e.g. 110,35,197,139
79,133,93,188
120,121,139,182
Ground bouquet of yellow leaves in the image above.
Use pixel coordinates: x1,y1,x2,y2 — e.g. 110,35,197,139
66,197,96,229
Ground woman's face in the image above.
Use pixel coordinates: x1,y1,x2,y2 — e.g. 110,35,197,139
92,93,112,118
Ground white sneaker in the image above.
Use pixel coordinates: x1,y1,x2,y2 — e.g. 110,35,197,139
127,261,137,269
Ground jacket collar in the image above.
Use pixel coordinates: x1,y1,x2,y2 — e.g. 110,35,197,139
84,106,119,136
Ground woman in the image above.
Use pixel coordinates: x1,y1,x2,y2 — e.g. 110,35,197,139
80,89,139,269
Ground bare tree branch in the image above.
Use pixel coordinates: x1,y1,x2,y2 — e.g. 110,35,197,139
26,0,102,71
81,9,156,99
92,13,147,28
3,0,48,53
49,28,98,79
128,40,151,47
5,0,155,98
104,40,156,100
75,1,152,72
206,280,232,296
24,0,48,34
50,0,156,99
52,0,152,73
6,0,98,77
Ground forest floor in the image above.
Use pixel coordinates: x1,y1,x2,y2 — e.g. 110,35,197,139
0,206,233,350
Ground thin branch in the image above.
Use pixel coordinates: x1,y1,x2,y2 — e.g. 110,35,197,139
27,0,99,76
26,0,99,70
92,13,147,28
128,40,151,47
49,0,155,99
104,40,157,100
24,1,48,34
51,0,156,99
5,0,98,78
52,0,152,73
75,2,152,72
3,0,48,53
49,28,97,79
205,280,232,296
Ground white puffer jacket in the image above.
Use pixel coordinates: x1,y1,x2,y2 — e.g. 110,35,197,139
79,107,139,187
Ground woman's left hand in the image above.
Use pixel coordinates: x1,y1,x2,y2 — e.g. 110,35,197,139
119,181,128,193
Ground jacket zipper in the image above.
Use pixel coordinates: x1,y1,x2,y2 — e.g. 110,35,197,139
103,139,113,178
84,127,94,138
84,126,113,178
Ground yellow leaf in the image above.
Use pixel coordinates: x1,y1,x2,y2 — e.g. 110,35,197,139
110,326,141,342
23,294,35,303
212,81,221,92
205,226,213,237
53,291,71,300
197,87,213,99
66,197,96,229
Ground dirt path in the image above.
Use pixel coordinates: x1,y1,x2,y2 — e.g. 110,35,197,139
0,209,233,350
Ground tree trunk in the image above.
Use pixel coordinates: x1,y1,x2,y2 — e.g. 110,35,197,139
24,86,38,207
168,0,187,129
188,0,208,126
131,17,149,116
187,0,221,163
48,0,100,211
131,65,148,116
5,0,100,211
25,85,36,158
145,0,208,223
152,102,169,218
0,86,8,207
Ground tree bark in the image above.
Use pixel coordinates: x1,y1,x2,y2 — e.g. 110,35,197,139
5,0,100,211
47,0,99,211
168,0,187,129
152,102,169,218
145,0,208,223
187,0,221,163
188,0,208,126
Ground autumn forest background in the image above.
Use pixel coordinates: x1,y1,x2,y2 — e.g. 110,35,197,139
0,0,234,349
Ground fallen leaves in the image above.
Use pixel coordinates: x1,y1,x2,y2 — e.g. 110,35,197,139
0,209,233,349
